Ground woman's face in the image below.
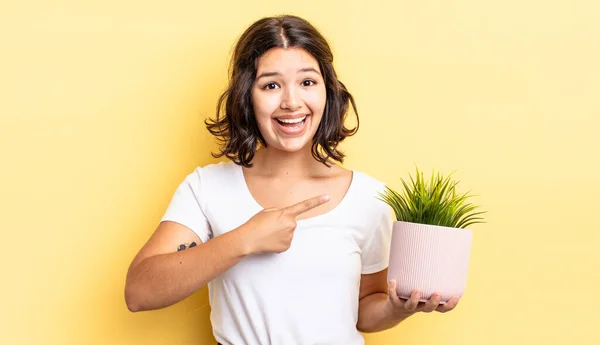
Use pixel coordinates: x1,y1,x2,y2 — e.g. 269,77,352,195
251,47,327,153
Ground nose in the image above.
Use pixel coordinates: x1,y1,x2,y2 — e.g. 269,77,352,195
280,86,301,111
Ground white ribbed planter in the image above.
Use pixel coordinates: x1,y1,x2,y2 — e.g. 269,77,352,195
387,221,473,304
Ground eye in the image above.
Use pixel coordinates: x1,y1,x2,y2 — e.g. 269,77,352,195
302,79,316,87
263,82,280,90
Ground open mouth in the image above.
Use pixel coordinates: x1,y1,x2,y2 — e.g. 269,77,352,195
274,115,308,134
276,116,307,126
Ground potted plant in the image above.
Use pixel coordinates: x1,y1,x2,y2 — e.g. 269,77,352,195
378,167,485,304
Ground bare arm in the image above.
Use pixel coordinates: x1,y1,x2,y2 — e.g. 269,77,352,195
357,269,460,332
124,221,252,312
356,269,403,332
124,194,330,312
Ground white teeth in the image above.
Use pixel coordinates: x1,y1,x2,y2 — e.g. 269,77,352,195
277,116,306,124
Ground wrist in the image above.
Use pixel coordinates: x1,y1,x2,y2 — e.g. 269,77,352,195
231,224,255,256
384,297,413,322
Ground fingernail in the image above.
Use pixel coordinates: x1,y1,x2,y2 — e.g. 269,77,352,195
322,195,330,201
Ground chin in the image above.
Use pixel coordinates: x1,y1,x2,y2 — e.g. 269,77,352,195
272,138,313,153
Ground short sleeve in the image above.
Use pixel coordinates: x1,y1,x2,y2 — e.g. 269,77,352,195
361,204,393,274
160,168,213,243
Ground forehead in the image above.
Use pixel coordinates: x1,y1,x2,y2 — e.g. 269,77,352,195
256,47,320,72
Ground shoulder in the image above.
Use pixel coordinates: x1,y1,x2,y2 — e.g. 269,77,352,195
352,170,385,190
349,169,390,214
174,161,242,211
173,161,240,201
183,160,239,183
352,170,387,197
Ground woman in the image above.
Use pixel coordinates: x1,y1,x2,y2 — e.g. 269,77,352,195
125,15,459,345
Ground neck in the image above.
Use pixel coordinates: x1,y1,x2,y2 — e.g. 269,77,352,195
251,145,333,177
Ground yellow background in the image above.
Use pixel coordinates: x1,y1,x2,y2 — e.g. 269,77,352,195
1,0,598,344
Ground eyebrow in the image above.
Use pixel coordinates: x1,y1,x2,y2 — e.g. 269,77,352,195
256,67,321,80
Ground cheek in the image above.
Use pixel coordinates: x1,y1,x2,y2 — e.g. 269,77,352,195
306,87,327,116
252,92,279,122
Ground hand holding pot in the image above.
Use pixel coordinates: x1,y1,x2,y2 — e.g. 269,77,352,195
385,279,460,316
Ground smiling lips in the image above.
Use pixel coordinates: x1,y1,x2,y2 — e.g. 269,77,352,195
274,115,308,135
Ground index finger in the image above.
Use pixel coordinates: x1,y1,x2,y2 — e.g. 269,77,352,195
282,194,330,217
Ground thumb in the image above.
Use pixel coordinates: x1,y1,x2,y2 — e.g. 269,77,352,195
388,279,401,304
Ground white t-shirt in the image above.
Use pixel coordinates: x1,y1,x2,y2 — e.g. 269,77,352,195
161,161,393,345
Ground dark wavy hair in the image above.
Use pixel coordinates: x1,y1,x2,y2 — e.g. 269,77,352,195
205,15,359,167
